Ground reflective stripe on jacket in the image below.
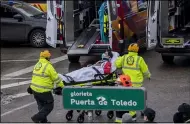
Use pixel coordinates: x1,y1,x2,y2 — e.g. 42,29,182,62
30,58,64,93
115,52,151,87
103,14,108,34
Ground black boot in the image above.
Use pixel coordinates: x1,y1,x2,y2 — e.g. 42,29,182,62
132,114,137,122
31,115,48,123
40,119,47,123
31,116,40,123
40,120,50,123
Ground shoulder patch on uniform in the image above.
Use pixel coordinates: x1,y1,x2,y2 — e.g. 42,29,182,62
35,62,42,71
126,56,134,65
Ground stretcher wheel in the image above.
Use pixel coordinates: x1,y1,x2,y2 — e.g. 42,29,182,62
95,110,102,116
77,114,84,123
107,111,114,119
66,112,73,121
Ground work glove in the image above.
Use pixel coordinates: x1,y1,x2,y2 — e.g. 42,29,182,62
27,86,33,94
53,87,62,95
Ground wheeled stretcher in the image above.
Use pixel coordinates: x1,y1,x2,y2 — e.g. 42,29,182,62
62,72,117,123
57,52,120,123
58,52,119,84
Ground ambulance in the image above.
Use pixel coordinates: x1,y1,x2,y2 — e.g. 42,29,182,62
147,0,190,63
46,0,148,63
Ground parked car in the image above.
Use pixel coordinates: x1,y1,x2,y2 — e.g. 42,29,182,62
0,1,47,47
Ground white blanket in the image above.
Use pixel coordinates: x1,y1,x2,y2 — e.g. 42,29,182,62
58,52,119,83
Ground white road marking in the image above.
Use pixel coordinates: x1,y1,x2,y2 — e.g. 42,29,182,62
1,56,68,117
2,55,68,78
1,77,31,81
1,59,38,62
1,93,59,116
1,80,31,89
11,92,30,99
1,101,36,117
1,92,30,105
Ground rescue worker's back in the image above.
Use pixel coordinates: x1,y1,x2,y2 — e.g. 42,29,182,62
31,58,64,92
114,43,151,123
28,50,64,123
115,43,151,87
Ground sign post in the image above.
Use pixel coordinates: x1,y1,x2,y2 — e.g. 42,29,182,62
63,86,147,111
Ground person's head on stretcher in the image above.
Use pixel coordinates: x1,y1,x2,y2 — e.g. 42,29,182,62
116,74,132,87
102,48,113,61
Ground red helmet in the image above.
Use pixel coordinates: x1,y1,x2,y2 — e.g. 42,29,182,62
117,75,132,87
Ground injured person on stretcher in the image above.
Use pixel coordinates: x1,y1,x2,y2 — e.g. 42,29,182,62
58,50,120,85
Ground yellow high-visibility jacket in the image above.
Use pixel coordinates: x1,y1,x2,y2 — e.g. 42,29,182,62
30,58,64,93
115,52,151,87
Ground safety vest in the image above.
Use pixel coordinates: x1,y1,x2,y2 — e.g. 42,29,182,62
115,52,151,87
30,58,64,93
103,12,109,35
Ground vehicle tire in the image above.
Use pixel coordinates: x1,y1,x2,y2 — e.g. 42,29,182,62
161,54,174,64
29,29,46,48
77,114,84,123
107,111,114,119
68,55,80,63
95,110,102,116
66,112,73,121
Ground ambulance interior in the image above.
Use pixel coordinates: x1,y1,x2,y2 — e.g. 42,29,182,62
74,1,103,38
65,0,148,57
65,0,103,41
168,0,190,36
65,0,106,56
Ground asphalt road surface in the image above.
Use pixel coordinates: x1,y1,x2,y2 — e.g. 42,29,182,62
1,44,190,123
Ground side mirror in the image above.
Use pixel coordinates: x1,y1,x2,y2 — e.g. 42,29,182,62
13,14,23,21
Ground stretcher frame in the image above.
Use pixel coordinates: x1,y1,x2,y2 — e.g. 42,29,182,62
62,71,118,123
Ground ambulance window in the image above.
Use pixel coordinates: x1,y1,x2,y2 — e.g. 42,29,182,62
74,13,80,30
50,1,54,15
74,0,79,10
150,0,155,16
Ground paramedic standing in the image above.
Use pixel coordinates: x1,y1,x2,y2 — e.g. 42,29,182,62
114,43,151,122
27,50,64,123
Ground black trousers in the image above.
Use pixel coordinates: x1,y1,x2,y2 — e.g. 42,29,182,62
31,91,54,123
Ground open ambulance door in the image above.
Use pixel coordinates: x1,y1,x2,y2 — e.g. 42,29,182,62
46,1,57,48
146,0,159,50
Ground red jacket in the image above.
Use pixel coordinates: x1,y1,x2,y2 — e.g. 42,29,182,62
103,61,112,74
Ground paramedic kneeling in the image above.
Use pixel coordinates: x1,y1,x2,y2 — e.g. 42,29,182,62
115,43,151,121
27,50,64,123
115,75,134,123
